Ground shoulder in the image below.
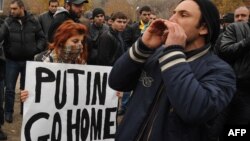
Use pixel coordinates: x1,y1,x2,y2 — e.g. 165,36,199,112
130,22,139,28
26,13,39,23
34,50,52,62
202,51,233,72
226,22,248,31
103,24,109,30
4,17,13,24
100,30,112,39
39,11,49,18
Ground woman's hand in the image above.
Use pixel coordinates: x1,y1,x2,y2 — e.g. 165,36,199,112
20,90,29,102
116,91,123,98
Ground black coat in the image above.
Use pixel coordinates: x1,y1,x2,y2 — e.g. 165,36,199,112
96,28,125,66
216,22,250,125
122,22,141,49
0,11,46,61
218,22,250,94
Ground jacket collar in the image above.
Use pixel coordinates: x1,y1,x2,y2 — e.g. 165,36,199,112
186,44,211,62
9,11,32,23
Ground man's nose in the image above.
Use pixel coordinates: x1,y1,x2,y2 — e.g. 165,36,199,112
169,15,176,22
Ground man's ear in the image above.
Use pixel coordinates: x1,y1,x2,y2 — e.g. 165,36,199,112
199,23,208,36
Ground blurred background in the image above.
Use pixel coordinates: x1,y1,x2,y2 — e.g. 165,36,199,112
0,0,250,21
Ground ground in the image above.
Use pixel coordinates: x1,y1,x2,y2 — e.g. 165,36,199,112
2,90,22,141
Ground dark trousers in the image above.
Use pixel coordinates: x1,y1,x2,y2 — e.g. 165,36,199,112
0,61,5,125
4,59,26,114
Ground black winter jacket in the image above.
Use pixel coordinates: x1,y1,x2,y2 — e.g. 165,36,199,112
86,23,109,65
122,22,141,49
96,28,125,66
217,22,250,93
0,12,46,61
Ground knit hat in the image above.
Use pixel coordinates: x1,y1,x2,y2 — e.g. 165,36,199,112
193,0,220,44
92,8,105,18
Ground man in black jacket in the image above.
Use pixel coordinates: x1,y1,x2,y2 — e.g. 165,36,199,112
47,0,88,42
216,17,250,139
87,8,109,64
96,12,127,66
122,6,151,49
0,0,46,123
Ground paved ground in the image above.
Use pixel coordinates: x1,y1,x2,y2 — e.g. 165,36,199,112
2,90,22,141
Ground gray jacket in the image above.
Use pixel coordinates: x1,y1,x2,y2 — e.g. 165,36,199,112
38,11,54,40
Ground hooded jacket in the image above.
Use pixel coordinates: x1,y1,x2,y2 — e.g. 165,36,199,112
47,7,80,42
0,11,46,61
109,39,236,141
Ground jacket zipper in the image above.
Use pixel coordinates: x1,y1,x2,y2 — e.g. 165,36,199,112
135,83,165,141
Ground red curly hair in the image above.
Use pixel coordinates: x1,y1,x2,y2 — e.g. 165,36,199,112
49,20,88,64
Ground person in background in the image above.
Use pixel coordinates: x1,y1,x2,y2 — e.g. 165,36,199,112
220,13,234,32
21,20,88,101
82,10,93,25
87,8,109,65
38,0,59,40
108,0,236,140
96,12,128,116
105,15,113,26
96,12,127,66
149,12,157,23
234,6,249,22
213,13,234,53
0,0,46,123
123,5,152,50
48,0,88,42
215,5,250,141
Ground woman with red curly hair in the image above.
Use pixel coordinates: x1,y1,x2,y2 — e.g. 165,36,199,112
35,20,88,64
21,20,88,101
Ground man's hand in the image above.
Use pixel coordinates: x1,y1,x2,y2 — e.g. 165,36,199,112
142,19,168,49
163,20,187,48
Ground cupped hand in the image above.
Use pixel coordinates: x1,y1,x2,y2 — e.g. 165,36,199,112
142,19,168,49
163,20,187,48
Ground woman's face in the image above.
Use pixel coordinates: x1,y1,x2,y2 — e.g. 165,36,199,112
59,34,85,62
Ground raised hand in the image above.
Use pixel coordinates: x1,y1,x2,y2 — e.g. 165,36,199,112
141,19,168,49
163,20,187,48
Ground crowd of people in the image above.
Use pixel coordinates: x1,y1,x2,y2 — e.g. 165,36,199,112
0,0,250,140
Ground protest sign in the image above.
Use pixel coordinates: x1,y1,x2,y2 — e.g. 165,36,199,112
21,61,118,141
